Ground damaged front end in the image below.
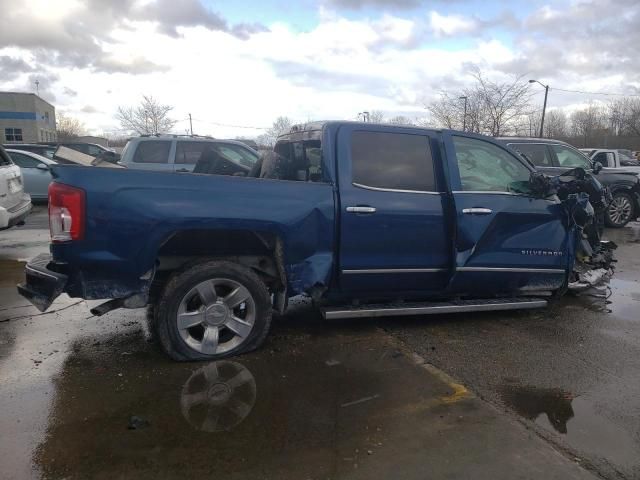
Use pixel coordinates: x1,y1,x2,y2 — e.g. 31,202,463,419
531,168,617,296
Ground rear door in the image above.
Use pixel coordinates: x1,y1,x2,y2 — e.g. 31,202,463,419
337,124,452,295
444,133,569,296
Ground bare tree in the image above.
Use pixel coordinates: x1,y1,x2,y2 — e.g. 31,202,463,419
615,98,640,136
116,95,176,135
367,110,385,123
469,67,533,136
570,103,605,143
56,113,86,140
425,69,532,136
387,115,415,126
543,110,569,138
256,116,292,147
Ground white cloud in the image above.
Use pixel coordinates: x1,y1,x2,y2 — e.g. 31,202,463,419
428,11,478,37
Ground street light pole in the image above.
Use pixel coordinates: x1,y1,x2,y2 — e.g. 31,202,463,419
459,96,468,132
529,79,549,138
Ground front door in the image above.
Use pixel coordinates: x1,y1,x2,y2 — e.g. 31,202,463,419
337,125,452,296
444,134,570,296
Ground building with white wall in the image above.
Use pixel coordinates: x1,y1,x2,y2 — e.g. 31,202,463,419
0,92,56,143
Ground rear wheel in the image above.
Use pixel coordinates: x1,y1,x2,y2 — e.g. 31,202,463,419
605,191,634,228
154,261,272,361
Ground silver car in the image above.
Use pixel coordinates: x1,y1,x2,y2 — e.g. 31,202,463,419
6,149,56,202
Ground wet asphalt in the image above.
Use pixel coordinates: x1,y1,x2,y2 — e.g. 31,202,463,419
1,207,639,479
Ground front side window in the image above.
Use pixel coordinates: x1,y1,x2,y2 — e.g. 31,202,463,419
552,145,591,169
5,128,23,142
509,143,552,167
453,136,531,193
351,131,435,191
592,151,614,167
133,141,171,164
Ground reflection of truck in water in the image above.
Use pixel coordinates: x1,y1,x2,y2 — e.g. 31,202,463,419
18,122,615,361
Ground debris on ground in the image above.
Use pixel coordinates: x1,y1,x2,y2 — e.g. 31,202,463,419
127,415,150,430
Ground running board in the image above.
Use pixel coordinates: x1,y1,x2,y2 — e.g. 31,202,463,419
322,298,548,320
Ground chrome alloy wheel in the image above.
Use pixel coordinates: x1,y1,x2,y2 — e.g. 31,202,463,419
608,195,633,226
177,278,256,355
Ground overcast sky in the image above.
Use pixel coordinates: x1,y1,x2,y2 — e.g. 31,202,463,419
0,0,638,137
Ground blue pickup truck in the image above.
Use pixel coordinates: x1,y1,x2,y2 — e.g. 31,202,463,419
18,122,613,361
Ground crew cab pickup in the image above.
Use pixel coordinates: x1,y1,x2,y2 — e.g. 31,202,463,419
18,122,613,361
581,148,640,173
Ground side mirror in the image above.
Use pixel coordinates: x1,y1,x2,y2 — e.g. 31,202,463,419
36,163,50,171
592,161,603,174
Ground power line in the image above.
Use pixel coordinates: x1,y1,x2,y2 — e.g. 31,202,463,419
550,87,640,98
183,117,269,130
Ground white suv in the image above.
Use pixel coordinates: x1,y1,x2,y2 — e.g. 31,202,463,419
118,136,259,175
0,146,31,230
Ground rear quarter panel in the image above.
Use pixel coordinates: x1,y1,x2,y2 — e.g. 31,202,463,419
50,165,335,297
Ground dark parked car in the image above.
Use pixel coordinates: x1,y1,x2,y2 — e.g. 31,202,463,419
4,143,56,159
19,123,613,361
38,142,121,163
497,137,640,228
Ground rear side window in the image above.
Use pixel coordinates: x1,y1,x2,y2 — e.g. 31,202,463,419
175,142,210,164
351,131,435,191
509,143,552,167
133,141,171,164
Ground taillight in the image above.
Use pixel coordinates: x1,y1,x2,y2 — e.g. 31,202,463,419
49,183,85,242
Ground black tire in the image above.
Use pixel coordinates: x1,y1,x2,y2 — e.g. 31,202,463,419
605,191,634,228
154,260,272,362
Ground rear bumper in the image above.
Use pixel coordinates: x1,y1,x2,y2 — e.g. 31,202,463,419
0,194,32,229
17,253,68,312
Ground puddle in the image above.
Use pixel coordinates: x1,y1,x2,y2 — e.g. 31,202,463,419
0,258,26,287
501,384,638,472
501,385,575,434
32,328,463,479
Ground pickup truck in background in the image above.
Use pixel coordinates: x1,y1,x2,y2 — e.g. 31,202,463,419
580,148,640,173
498,137,640,228
18,122,614,361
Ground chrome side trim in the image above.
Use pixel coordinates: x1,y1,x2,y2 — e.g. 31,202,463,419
457,267,565,274
323,300,548,319
352,182,442,195
452,191,525,196
342,268,447,274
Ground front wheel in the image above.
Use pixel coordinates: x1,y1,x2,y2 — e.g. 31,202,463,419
605,191,634,228
154,261,272,361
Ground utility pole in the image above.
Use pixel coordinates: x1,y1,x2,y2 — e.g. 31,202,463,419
459,96,468,131
540,85,549,137
188,113,193,135
35,80,40,96
529,79,549,137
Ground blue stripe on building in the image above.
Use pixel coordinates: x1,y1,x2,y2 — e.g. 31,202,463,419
0,111,38,120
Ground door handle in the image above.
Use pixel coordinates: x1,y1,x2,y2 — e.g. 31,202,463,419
346,206,376,214
175,168,189,173
462,208,493,215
